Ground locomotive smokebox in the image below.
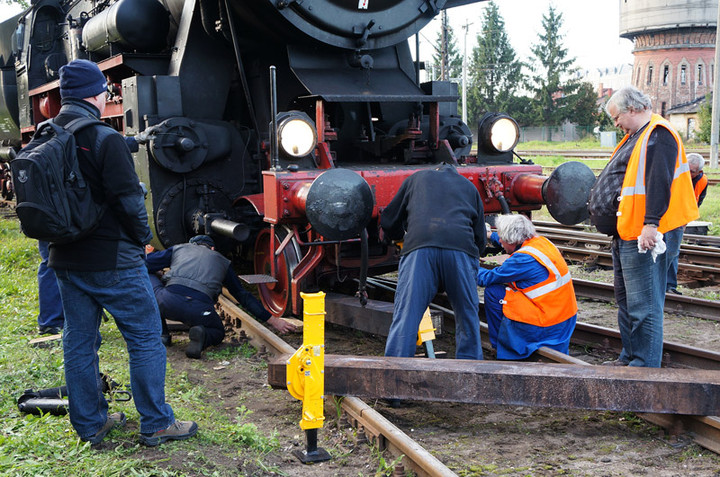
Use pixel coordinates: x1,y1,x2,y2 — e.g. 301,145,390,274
82,0,170,54
305,169,374,241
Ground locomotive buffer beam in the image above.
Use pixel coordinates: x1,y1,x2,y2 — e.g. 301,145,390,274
269,355,720,415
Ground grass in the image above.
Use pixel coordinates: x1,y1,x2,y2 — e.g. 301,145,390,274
0,219,281,476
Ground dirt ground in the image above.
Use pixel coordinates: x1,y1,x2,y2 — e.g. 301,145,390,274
138,272,720,476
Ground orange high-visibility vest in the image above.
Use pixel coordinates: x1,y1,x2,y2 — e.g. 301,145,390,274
694,174,708,204
502,236,578,327
616,114,699,240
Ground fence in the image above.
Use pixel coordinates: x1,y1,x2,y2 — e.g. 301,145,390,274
518,124,596,143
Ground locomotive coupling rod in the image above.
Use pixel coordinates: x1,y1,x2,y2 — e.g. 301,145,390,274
286,292,331,463
269,356,720,415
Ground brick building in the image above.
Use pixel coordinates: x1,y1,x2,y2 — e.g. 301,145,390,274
620,0,717,135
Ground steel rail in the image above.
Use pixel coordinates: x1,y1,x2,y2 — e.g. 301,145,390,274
369,276,720,453
217,294,457,477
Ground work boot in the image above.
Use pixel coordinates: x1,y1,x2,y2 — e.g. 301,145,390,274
38,326,62,335
139,420,198,447
185,326,206,359
81,412,126,445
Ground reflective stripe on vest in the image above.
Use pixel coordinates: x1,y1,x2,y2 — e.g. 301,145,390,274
516,245,572,299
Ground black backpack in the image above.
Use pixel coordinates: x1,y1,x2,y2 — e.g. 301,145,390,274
10,117,111,243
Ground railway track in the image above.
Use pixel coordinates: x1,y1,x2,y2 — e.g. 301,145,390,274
219,268,720,475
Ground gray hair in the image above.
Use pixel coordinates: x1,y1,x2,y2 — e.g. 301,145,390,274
495,214,537,245
605,86,652,115
687,153,705,171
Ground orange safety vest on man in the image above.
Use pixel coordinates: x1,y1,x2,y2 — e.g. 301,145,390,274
502,236,578,327
694,174,708,204
616,114,699,240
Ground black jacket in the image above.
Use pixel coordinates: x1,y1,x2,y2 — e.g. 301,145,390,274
380,164,486,259
49,98,151,271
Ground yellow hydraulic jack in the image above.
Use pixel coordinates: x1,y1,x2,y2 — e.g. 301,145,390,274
417,307,437,358
286,291,331,463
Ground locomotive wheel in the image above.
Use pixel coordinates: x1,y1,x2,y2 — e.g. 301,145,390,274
253,226,301,317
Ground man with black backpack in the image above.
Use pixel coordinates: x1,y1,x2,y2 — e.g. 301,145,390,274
41,59,197,447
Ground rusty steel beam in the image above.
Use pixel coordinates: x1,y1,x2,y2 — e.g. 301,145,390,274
269,355,720,415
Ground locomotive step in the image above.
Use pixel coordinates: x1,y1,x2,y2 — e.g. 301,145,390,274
239,274,278,284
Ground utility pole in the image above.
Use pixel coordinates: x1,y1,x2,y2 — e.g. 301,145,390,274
462,21,472,124
441,10,449,81
711,0,720,169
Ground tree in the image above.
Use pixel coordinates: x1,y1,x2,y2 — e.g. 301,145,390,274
527,5,580,127
430,13,462,82
697,94,712,144
565,82,601,127
467,1,523,124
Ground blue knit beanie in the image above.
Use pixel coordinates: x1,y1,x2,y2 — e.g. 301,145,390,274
59,59,107,99
189,235,215,248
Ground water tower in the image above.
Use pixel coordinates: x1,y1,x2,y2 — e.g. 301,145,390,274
620,0,717,118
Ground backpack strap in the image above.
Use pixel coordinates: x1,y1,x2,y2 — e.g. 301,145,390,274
61,117,107,135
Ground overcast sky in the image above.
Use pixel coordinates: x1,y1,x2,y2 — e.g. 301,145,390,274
0,0,634,72
420,0,634,72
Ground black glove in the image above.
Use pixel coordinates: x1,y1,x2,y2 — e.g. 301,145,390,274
134,125,159,145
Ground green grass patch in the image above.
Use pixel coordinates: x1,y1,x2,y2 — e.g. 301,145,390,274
0,220,281,476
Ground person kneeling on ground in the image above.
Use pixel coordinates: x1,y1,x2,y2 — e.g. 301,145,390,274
477,214,577,360
146,235,296,359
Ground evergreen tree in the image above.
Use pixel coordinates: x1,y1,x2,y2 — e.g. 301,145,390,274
467,1,523,124
697,94,713,144
430,14,462,81
527,5,580,127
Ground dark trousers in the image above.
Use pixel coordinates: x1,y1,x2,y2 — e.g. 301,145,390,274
149,274,224,349
38,241,64,329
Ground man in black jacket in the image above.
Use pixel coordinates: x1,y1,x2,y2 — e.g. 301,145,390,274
380,163,485,360
146,235,296,359
48,59,196,447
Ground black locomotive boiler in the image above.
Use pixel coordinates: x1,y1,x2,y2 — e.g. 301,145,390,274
0,0,595,316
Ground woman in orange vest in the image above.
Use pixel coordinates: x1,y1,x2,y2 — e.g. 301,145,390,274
477,214,577,360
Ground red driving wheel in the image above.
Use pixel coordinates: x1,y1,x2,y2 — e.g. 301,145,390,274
253,226,301,316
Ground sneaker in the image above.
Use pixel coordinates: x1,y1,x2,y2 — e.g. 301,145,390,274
38,326,62,335
81,412,126,445
185,326,206,359
140,420,198,447
667,288,683,295
602,359,628,367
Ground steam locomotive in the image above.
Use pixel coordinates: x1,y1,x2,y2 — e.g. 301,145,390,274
0,0,594,316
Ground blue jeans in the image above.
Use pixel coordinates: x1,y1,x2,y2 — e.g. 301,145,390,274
149,274,224,348
612,235,669,367
385,247,482,360
37,241,64,329
55,265,175,438
664,226,684,291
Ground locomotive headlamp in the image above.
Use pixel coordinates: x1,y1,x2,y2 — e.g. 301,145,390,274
277,111,317,158
477,113,520,154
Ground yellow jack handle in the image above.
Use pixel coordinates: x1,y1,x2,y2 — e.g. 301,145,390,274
286,292,326,430
416,307,436,346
